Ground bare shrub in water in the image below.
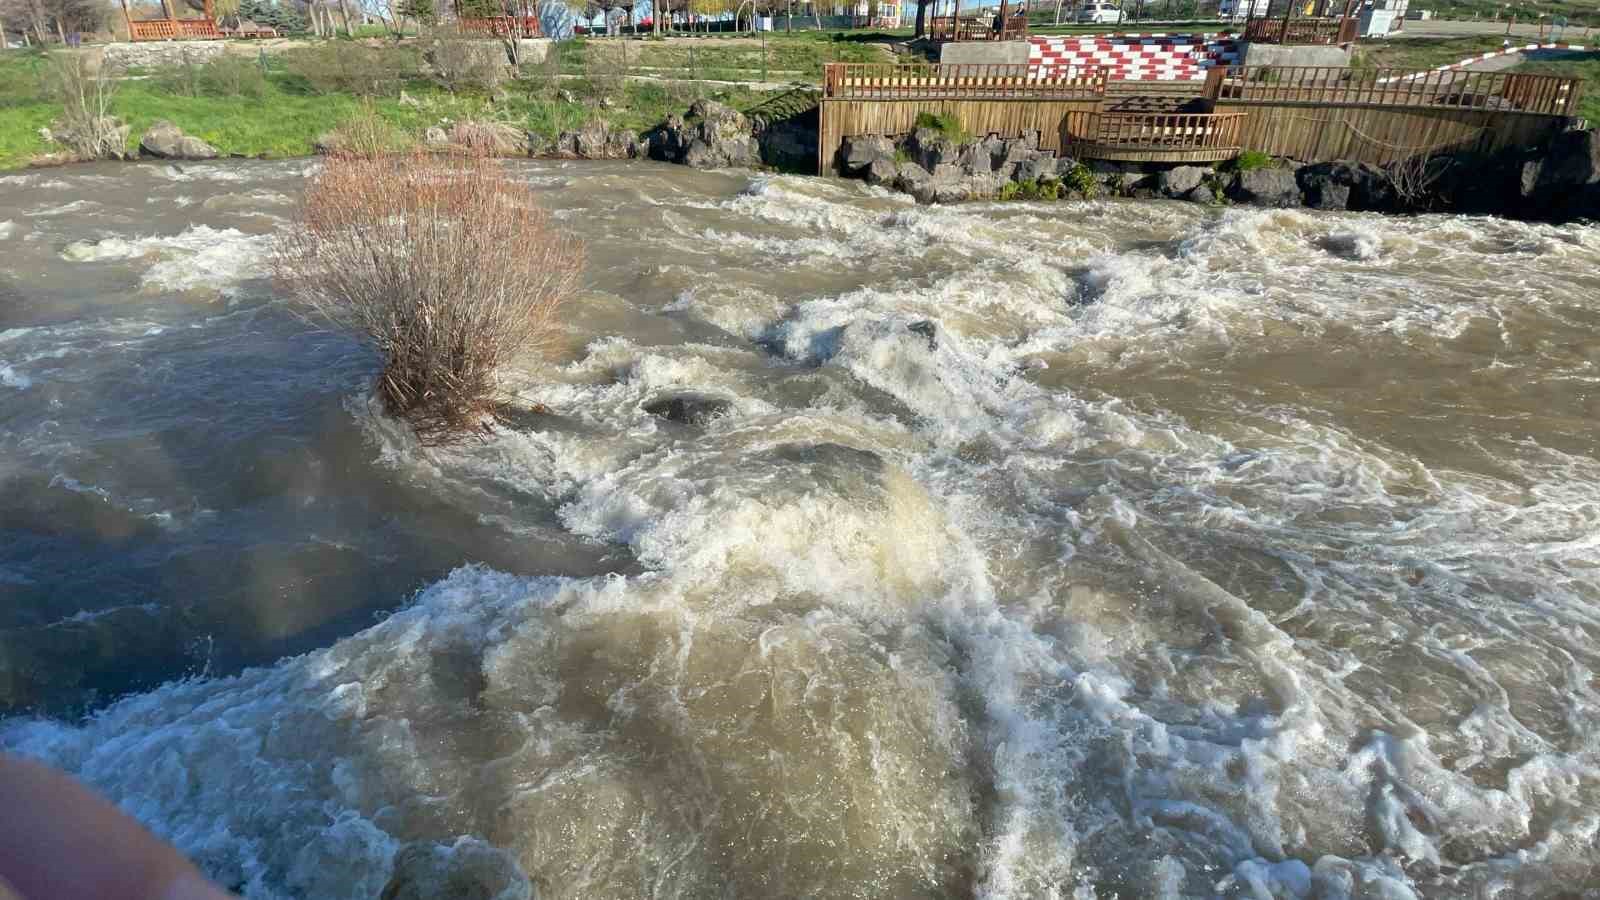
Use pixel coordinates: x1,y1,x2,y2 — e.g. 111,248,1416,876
275,152,583,443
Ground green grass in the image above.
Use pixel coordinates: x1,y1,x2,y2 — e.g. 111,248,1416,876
1060,160,1098,198
1222,149,1274,173
0,51,55,168
913,110,970,144
555,34,891,83
111,81,363,157
0,45,786,169
1351,35,1511,70
1514,51,1600,122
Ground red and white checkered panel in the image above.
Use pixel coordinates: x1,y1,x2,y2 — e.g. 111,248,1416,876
1028,34,1240,82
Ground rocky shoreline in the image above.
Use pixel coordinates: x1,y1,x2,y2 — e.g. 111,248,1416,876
28,97,1599,223
825,123,1600,222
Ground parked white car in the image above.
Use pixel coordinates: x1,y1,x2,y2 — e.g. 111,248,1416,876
1076,1,1122,23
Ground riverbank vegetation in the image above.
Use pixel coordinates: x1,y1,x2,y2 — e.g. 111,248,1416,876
0,35,856,169
274,150,583,443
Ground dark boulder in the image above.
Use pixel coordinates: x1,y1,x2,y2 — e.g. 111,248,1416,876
863,156,899,186
562,119,639,160
1295,160,1395,212
1158,165,1209,198
1532,127,1600,191
645,113,690,162
139,120,218,160
1229,165,1301,207
905,126,961,172
644,100,760,169
1013,154,1056,184
907,319,938,350
958,140,994,176
997,136,1037,176
643,394,732,426
894,161,936,204
841,134,895,173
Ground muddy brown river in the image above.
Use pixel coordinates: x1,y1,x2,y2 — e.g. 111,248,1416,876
2,158,1598,898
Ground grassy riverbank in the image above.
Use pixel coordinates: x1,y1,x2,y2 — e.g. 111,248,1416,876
1352,34,1513,69
0,40,831,170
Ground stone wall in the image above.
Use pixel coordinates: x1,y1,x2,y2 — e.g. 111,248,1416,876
938,40,1031,66
98,40,228,70
1236,41,1351,68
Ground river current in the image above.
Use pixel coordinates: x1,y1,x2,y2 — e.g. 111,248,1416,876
1,159,1598,898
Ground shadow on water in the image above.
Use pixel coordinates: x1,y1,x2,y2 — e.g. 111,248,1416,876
0,293,633,718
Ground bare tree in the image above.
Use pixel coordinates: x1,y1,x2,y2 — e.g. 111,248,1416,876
47,51,125,158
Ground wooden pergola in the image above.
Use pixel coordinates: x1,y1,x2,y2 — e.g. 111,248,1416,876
455,0,543,36
121,0,222,40
1241,0,1360,44
927,0,1028,41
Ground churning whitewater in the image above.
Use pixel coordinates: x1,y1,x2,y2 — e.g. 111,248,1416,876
2,159,1599,899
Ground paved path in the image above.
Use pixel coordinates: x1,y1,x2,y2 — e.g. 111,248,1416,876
1383,19,1595,40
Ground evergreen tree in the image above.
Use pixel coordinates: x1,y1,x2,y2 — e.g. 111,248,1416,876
397,0,435,24
237,0,306,31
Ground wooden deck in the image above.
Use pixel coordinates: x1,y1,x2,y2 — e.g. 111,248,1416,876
1066,112,1247,162
818,61,1585,174
1217,66,1582,118
824,64,1106,101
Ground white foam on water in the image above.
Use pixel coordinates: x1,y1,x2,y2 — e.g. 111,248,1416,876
26,198,101,217
61,224,273,292
0,363,31,389
0,220,15,240
6,168,1600,899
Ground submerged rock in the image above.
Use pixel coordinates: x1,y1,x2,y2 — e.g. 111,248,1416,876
380,838,533,900
907,319,938,350
643,394,732,426
139,120,218,161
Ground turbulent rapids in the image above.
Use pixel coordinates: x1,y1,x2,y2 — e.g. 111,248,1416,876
2,160,1599,899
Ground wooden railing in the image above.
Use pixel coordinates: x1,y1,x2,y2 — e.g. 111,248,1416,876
927,13,1027,41
1217,66,1584,116
1071,111,1246,160
823,63,1106,100
1242,17,1357,44
458,15,542,36
128,18,222,40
